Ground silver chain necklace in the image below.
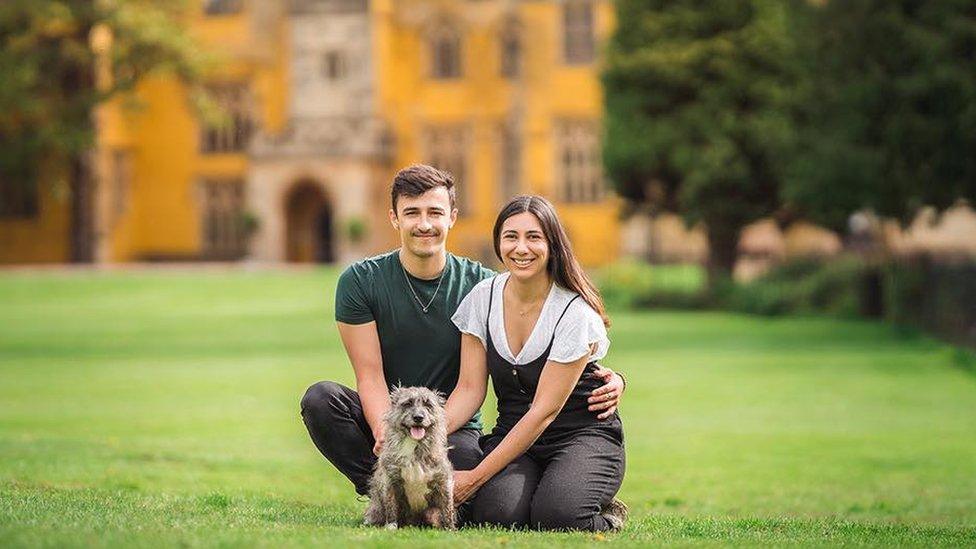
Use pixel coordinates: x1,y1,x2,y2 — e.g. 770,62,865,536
400,260,445,314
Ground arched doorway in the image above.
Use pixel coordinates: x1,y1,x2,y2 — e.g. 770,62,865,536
285,180,335,263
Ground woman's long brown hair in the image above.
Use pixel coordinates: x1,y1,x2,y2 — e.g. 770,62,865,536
492,195,610,328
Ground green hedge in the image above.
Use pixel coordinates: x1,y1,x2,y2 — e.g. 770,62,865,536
596,261,708,310
883,257,976,348
721,257,865,318
598,256,976,349
725,256,976,348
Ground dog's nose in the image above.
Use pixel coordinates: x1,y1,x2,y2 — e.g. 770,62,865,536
412,414,424,423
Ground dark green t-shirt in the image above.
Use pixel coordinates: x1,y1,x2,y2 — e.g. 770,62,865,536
334,250,495,430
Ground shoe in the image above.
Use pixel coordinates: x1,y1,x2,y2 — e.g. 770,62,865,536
601,497,628,531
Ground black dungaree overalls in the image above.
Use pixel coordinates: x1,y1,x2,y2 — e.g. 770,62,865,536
471,276,625,531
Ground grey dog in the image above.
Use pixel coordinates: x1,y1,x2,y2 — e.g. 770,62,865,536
364,386,456,529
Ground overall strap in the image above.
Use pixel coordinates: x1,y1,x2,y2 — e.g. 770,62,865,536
485,275,499,335
549,294,580,347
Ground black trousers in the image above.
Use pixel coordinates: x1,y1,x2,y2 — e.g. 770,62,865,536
472,431,625,532
300,380,483,496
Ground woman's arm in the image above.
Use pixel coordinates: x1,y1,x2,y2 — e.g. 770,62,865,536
454,352,590,503
444,333,489,434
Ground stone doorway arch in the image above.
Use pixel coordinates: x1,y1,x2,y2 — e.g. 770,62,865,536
284,179,335,263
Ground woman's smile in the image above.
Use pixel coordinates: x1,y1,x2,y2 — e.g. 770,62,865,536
510,256,535,268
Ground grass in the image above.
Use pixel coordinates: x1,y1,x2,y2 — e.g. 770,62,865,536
1,267,975,547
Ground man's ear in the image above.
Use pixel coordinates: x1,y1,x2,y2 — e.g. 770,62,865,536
389,208,399,229
449,208,458,228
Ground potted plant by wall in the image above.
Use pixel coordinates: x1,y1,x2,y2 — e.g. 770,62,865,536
344,216,367,245
238,211,261,258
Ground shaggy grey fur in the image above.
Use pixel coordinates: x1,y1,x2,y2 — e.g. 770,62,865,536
364,386,456,529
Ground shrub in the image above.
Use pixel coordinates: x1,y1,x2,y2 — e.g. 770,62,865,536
884,256,976,348
596,261,707,310
344,217,368,244
722,257,865,317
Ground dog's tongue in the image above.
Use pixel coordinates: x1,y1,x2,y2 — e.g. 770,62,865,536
409,426,426,440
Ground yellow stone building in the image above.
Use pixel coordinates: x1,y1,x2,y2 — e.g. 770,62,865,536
0,0,620,266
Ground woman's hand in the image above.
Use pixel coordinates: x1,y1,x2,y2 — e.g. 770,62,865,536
453,469,483,506
588,365,624,419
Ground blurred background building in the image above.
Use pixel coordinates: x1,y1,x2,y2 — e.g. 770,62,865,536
0,0,620,267
2,0,974,277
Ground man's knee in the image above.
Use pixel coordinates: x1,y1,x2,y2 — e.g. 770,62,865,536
300,380,345,418
447,431,483,471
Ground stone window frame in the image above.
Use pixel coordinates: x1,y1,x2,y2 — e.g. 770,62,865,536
423,123,472,216
322,50,348,81
499,16,523,79
198,177,248,260
110,149,133,226
292,0,367,14
203,0,243,16
498,121,522,206
199,82,254,155
429,24,463,80
562,0,595,65
555,118,604,204
0,180,39,219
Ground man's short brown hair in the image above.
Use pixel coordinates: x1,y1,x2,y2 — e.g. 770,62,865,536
390,164,456,212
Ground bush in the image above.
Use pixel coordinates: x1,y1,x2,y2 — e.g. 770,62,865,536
722,257,865,317
597,257,975,351
883,258,931,326
884,256,976,348
596,261,707,310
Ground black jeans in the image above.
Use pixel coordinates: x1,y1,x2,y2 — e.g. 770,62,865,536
472,431,625,532
300,380,483,495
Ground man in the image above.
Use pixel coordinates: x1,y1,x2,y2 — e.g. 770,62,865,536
300,165,625,507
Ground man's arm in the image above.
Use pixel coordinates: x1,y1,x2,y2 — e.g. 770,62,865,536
336,321,389,455
588,365,625,419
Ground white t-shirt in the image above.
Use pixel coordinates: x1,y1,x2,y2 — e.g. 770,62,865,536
451,272,610,365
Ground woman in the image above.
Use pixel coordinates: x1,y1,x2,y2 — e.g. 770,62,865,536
444,195,626,531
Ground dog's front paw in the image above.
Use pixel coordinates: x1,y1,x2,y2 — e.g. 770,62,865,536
384,522,398,530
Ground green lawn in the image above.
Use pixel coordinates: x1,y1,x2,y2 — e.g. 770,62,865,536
1,268,974,547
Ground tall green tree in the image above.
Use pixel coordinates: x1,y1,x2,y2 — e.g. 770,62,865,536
784,0,976,232
0,0,209,261
603,0,797,285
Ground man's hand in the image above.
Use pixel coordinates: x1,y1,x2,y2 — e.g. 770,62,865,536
453,469,483,506
588,365,624,420
372,426,385,457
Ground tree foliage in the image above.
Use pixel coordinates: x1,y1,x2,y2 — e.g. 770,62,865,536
602,0,797,280
0,0,209,258
784,0,976,232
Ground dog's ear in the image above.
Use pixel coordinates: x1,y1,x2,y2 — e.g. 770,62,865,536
389,384,403,402
432,390,447,407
